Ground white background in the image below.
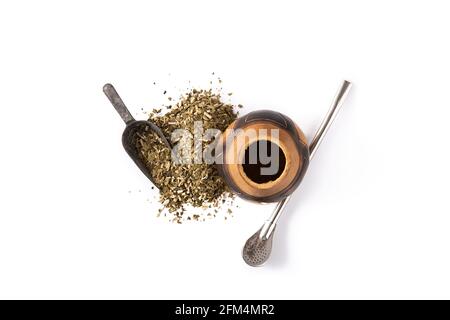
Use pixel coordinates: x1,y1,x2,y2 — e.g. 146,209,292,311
0,0,449,299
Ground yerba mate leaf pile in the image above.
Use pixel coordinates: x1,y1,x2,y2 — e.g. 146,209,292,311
136,89,239,223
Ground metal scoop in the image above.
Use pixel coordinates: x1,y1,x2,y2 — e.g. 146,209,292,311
242,80,353,267
103,83,172,188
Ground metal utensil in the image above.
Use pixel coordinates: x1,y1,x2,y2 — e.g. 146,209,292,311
242,80,352,267
103,83,172,188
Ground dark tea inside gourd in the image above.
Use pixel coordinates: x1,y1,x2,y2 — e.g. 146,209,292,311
242,140,287,184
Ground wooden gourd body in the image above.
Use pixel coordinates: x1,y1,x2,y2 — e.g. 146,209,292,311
216,110,310,203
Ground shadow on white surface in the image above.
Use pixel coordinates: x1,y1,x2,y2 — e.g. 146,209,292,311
265,173,319,269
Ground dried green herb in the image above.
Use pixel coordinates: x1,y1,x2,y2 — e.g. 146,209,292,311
136,89,238,222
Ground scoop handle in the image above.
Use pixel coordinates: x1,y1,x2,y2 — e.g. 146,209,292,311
103,83,135,124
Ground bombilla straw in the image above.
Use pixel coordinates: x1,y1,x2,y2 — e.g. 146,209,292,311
242,80,352,267
309,80,353,159
261,80,352,238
